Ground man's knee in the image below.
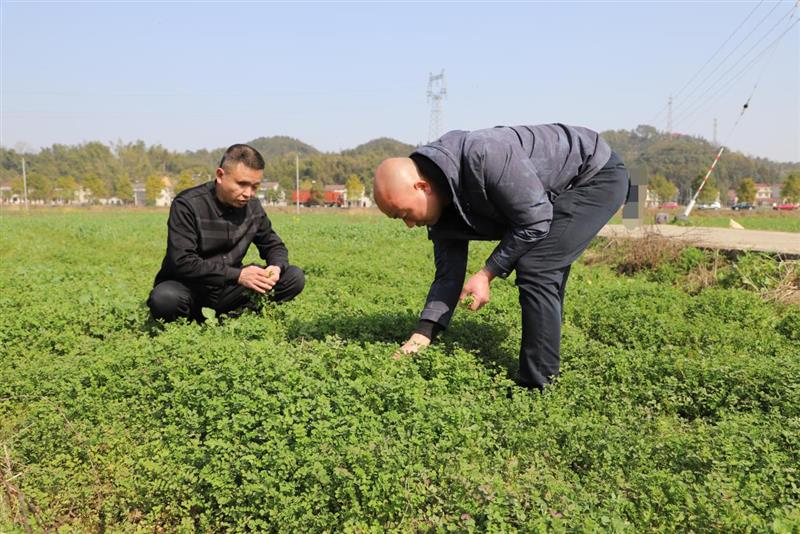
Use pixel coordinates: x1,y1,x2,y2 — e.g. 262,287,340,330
147,281,192,322
273,265,305,302
515,267,565,293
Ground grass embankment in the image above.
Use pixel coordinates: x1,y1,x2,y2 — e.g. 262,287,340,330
1,211,798,532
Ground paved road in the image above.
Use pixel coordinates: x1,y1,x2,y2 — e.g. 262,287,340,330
599,224,800,257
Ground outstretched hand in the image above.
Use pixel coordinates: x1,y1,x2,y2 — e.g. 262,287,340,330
393,333,431,360
459,268,494,311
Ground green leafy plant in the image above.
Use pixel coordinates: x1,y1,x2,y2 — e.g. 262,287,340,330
0,211,797,532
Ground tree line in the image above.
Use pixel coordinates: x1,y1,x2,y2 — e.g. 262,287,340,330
1,126,798,204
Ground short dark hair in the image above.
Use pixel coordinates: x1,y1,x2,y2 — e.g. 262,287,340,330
219,144,265,171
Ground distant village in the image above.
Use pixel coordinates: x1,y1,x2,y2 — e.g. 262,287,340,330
643,182,789,209
0,178,788,209
0,178,373,209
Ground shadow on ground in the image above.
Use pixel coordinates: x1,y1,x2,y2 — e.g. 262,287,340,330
284,310,519,380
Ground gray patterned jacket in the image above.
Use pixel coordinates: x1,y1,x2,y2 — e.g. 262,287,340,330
412,123,611,328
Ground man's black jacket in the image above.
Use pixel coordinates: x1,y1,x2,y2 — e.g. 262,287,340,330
154,181,289,288
412,124,612,329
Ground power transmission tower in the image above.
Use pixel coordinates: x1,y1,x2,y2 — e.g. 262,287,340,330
427,70,447,142
667,95,673,133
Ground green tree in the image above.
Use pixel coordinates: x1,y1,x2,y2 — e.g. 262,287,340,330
266,187,282,204
55,175,79,203
648,174,677,204
27,171,53,201
345,174,364,205
736,178,757,204
145,174,164,206
83,173,109,201
8,175,24,195
114,173,134,202
781,174,800,203
691,174,719,204
309,180,324,206
116,141,154,184
174,170,195,193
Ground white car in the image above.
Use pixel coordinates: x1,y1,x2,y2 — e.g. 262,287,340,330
697,201,721,210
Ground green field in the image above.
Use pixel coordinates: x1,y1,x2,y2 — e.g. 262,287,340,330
1,210,799,532
647,208,800,232
678,210,800,232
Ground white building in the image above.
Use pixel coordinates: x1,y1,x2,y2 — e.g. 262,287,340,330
258,181,286,206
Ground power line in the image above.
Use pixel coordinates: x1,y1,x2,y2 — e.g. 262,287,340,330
673,2,796,125
678,31,788,133
673,1,783,118
647,1,766,127
674,11,798,129
680,5,798,219
673,0,765,100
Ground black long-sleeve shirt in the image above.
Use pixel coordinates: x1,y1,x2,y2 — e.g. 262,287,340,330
154,181,289,288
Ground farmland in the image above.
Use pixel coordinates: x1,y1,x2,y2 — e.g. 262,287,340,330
1,210,799,532
608,208,800,233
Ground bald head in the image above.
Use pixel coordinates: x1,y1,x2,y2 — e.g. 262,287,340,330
374,158,419,206
373,157,446,228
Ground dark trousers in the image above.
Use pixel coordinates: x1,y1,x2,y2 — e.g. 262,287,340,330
147,265,305,323
515,152,629,389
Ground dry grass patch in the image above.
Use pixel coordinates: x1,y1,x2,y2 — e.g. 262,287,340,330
584,228,694,275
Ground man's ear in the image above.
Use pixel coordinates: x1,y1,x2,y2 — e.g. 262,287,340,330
414,180,432,194
215,167,224,182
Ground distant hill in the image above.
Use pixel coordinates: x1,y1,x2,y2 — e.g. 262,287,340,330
601,125,800,202
245,136,320,158
184,136,321,168
342,137,416,158
259,137,414,193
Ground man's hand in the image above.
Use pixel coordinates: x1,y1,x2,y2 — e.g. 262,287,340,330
460,268,494,311
393,333,431,359
238,265,280,293
265,265,281,285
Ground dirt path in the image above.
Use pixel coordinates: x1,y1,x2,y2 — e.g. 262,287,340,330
599,224,800,257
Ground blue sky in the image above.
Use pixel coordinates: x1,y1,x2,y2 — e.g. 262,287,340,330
2,1,798,162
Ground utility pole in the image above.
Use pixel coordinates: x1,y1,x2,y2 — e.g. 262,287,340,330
427,70,447,142
667,95,673,134
295,154,300,215
22,157,29,211
713,118,718,145
682,145,725,219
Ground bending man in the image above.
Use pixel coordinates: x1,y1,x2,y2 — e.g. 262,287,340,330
374,124,627,389
148,143,304,322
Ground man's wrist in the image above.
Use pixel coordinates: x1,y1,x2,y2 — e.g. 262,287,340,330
228,266,243,285
478,267,496,282
413,319,442,341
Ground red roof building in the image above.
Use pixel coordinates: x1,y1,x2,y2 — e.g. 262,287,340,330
291,185,345,206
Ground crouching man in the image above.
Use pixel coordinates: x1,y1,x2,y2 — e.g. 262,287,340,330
148,143,304,322
374,124,628,390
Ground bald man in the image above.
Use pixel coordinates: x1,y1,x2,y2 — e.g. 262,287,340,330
374,124,628,390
